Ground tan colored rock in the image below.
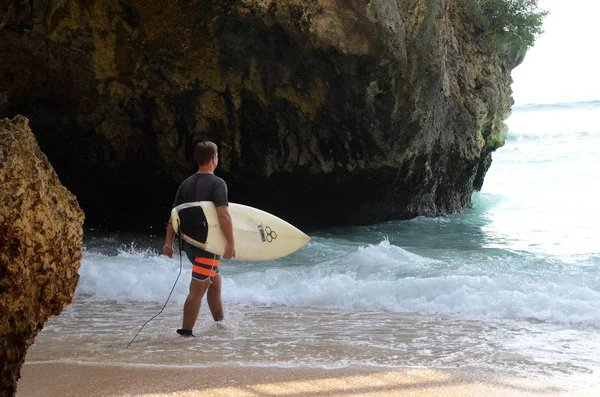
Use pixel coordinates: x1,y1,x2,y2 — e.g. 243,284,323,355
0,116,84,397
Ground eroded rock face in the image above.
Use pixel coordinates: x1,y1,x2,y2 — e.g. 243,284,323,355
0,0,524,229
0,116,84,397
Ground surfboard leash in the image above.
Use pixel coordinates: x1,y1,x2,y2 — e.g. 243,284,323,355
126,220,183,348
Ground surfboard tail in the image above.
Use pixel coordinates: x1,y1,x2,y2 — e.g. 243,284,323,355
171,203,209,250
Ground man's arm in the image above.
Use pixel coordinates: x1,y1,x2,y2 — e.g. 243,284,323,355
163,217,175,258
164,183,185,258
216,205,235,259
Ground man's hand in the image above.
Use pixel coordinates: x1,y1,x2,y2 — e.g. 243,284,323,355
217,205,235,260
223,243,235,260
164,219,175,258
163,243,173,258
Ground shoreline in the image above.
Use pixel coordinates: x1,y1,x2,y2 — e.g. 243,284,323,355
16,362,588,397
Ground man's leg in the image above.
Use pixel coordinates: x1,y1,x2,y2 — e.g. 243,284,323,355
207,274,224,321
181,278,210,330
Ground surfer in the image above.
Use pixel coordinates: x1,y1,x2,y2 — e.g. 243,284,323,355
162,141,235,337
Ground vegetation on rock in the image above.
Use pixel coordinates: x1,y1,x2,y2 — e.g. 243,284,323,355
466,0,548,49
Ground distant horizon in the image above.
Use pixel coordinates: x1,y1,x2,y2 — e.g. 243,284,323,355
511,0,600,106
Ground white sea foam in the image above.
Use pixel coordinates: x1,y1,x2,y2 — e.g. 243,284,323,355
77,250,191,303
76,237,600,327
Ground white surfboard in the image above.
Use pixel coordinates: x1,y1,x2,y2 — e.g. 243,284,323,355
171,202,310,261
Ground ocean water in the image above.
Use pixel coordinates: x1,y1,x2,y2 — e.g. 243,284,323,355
27,101,600,391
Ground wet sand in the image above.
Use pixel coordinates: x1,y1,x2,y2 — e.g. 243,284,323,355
16,362,589,397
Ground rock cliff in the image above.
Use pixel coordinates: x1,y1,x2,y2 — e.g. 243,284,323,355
0,0,524,229
0,116,84,397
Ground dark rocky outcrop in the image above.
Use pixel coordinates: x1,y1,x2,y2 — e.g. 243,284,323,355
0,116,84,397
0,0,523,229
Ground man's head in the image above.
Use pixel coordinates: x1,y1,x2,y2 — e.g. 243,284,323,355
194,141,218,167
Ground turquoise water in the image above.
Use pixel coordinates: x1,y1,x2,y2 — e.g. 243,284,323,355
28,101,600,391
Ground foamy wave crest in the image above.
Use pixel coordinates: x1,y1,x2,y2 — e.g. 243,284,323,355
387,275,600,325
77,240,600,327
225,240,438,308
226,272,600,326
223,240,600,326
76,249,191,303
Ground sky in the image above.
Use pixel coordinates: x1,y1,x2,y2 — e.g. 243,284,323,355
510,0,600,105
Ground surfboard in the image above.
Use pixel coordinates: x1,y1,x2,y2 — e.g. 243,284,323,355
171,202,310,261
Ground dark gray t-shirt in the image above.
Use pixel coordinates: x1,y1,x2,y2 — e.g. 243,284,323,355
173,173,228,260
173,173,228,208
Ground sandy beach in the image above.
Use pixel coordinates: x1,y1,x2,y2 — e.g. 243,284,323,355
16,362,590,397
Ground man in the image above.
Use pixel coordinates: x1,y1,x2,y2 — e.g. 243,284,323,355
162,141,235,337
